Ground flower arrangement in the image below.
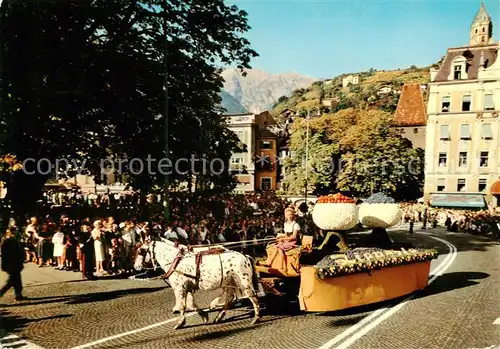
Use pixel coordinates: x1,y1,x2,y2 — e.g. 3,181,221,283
312,193,358,231
359,192,402,228
315,247,438,278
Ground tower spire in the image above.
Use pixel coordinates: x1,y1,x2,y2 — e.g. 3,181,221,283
469,0,493,46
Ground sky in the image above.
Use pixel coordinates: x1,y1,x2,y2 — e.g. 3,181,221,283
228,0,500,79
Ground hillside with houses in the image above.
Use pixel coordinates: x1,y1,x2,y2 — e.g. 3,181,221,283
270,66,431,118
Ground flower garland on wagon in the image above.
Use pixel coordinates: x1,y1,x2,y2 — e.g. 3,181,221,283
315,247,438,278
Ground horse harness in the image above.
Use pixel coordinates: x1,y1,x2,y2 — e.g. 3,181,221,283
162,242,226,289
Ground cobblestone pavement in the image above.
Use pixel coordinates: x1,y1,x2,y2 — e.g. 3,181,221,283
1,228,499,349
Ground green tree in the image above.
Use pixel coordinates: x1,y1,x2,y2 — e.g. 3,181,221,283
337,111,424,200
0,0,257,217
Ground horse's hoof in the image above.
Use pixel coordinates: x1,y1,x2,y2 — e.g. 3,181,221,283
251,317,261,325
199,311,209,324
174,318,186,330
174,323,185,330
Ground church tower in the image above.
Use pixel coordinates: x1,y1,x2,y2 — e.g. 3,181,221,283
469,0,494,46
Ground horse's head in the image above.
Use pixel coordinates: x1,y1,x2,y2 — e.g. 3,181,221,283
133,240,155,271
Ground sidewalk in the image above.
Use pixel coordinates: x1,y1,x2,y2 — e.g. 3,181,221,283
0,263,82,287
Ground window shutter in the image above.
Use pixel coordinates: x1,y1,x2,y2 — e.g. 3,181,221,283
460,124,471,139
440,125,450,139
482,123,493,139
484,94,494,110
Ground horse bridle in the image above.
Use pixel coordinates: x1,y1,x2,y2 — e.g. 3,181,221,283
138,240,158,271
139,240,185,272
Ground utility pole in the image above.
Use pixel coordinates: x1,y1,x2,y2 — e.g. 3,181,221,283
305,110,310,208
162,1,170,223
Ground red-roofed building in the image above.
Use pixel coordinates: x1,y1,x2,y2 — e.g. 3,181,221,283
393,84,427,149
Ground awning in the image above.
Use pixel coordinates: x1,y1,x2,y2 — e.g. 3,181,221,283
491,180,500,195
430,193,486,208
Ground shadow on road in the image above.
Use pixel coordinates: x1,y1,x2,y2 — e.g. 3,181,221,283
417,271,489,298
0,309,71,334
1,287,164,307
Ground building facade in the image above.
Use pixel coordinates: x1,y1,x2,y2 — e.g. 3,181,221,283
424,2,500,207
342,75,359,87
226,111,279,193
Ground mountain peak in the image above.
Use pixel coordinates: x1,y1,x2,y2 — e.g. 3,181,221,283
221,68,316,113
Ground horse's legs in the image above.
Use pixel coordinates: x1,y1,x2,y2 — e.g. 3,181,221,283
186,292,195,311
244,287,261,325
173,291,195,314
214,287,235,324
174,288,188,330
172,288,180,314
191,294,209,324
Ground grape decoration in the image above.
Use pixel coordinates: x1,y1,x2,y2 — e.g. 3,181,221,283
317,193,356,204
364,192,396,204
315,247,438,278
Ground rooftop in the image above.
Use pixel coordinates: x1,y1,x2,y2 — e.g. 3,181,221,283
433,44,498,82
393,84,427,127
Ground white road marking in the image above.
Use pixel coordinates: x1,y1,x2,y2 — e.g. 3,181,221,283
0,334,45,349
493,317,500,325
69,312,198,349
317,235,457,349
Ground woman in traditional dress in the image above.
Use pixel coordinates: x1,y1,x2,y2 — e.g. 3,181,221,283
261,207,300,267
91,220,106,275
51,228,65,270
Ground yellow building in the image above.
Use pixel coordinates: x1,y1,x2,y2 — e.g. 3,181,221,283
424,1,500,208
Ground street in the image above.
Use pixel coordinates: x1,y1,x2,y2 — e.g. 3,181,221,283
1,228,499,349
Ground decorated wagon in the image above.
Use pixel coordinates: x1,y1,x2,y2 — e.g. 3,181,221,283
255,193,438,312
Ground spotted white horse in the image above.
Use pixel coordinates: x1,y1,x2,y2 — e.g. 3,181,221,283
134,238,261,329
173,245,244,313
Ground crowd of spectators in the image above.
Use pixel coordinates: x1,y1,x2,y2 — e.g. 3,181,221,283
8,192,293,280
401,202,500,237
3,191,499,282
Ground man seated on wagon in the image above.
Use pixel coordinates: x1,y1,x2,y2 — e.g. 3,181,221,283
260,207,300,268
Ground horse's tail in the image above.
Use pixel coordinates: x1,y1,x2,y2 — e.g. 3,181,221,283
245,255,264,297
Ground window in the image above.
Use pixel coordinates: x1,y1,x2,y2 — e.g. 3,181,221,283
454,65,462,80
484,94,495,111
261,177,272,191
482,27,485,33
441,96,451,112
459,152,468,167
413,128,419,134
259,141,272,150
482,36,485,43
457,179,466,192
440,125,450,140
438,153,447,167
460,124,471,139
437,178,446,192
478,178,487,192
481,123,493,139
230,157,244,169
462,95,471,111
480,151,489,167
